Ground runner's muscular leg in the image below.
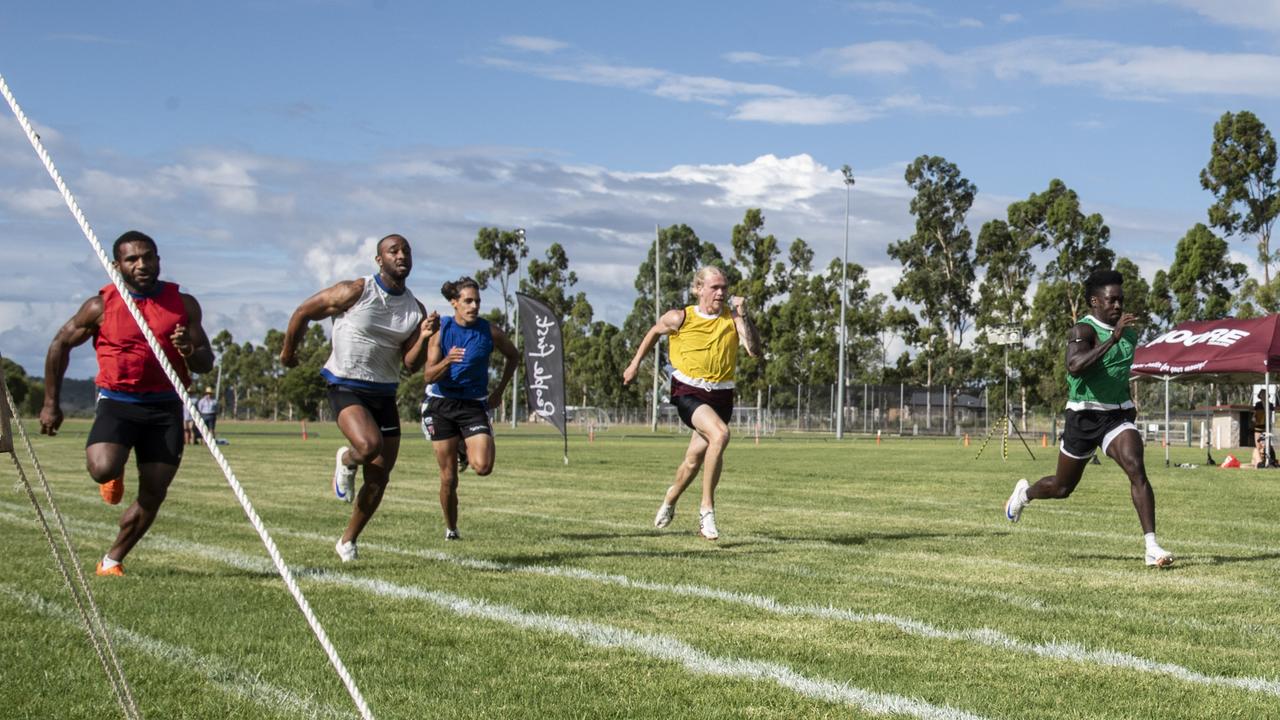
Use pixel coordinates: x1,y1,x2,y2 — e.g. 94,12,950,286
106,461,177,562
1106,429,1156,535
1026,452,1090,501
86,442,130,484
689,404,730,511
666,430,709,506
342,434,400,544
433,437,461,531
335,404,384,466
464,433,496,476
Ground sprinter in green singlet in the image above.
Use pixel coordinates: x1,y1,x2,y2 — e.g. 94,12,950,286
1003,269,1174,567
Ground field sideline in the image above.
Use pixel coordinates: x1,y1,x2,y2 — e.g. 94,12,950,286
3,419,1279,719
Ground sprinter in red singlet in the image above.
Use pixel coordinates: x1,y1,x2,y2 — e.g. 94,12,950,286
40,231,214,576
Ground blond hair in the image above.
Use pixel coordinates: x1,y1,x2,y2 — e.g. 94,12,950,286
691,265,726,296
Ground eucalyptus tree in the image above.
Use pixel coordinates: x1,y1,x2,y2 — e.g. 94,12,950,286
1200,110,1280,309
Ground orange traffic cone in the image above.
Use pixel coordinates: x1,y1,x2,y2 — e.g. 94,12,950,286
301,421,308,440
1041,433,1047,448
963,433,970,447
876,429,882,445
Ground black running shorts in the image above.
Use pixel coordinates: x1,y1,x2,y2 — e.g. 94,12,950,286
671,378,734,430
421,396,492,442
327,385,401,437
86,397,184,466
1061,407,1138,459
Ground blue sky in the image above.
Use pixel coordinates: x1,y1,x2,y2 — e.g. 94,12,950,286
3,0,1280,377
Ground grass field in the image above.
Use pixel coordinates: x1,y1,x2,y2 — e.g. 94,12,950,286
3,418,1280,719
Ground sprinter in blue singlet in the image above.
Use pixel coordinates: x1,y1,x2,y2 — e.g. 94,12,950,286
421,276,520,540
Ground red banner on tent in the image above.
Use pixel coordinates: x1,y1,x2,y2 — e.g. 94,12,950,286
1132,315,1280,379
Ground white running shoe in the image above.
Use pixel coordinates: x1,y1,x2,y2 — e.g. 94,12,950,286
1145,546,1175,568
698,508,719,541
1004,478,1030,523
333,447,356,503
445,529,461,541
654,503,675,528
335,538,358,562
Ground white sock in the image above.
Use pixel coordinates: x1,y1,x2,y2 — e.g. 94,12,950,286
1144,532,1159,551
100,555,120,569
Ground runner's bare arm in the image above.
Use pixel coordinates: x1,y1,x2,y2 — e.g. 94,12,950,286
40,296,103,435
731,296,761,358
622,309,684,385
401,302,440,372
279,279,364,368
421,327,464,384
1065,313,1138,376
175,293,215,374
488,325,521,409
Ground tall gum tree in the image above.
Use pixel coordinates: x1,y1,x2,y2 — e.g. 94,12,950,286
1200,110,1280,310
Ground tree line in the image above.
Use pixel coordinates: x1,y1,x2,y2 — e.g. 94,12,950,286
5,110,1275,423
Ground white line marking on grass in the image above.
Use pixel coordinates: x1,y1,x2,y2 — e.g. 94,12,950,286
0,510,987,720
9,502,1280,701
312,572,989,720
0,584,348,720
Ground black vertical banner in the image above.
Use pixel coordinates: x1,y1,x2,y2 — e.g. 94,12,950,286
515,293,568,460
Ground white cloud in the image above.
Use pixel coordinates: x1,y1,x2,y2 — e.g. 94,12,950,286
820,36,1280,100
303,233,382,287
957,17,984,28
732,95,879,124
722,51,802,67
984,39,1280,98
822,40,948,75
652,75,794,105
848,1,936,18
999,13,1022,23
0,187,64,215
1164,0,1280,33
499,35,569,53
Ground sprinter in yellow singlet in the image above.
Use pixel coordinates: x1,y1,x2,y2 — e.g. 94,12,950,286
623,266,760,540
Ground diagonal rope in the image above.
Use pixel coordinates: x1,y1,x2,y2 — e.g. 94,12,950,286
5,392,141,720
0,73,376,720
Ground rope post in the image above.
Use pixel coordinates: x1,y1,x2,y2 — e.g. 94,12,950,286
0,355,12,455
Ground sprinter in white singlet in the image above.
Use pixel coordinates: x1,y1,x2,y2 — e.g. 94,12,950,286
281,234,438,562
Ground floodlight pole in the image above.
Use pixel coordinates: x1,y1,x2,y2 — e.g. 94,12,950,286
510,228,525,429
652,225,661,432
836,165,855,440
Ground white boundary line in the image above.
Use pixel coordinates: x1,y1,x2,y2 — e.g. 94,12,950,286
0,584,348,720
2,507,1278,703
0,511,985,720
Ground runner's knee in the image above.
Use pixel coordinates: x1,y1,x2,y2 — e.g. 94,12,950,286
86,458,124,484
346,437,383,465
707,427,730,448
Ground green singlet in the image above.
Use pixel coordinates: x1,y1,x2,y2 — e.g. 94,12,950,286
1066,315,1137,410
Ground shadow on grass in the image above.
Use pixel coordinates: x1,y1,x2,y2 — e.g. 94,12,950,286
759,529,1009,545
493,544,777,566
1202,552,1280,565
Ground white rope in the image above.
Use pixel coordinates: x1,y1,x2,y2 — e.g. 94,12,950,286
5,391,141,720
0,73,376,720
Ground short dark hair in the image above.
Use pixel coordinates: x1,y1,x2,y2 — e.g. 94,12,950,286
112,230,156,261
1084,268,1124,301
376,233,407,254
441,276,480,301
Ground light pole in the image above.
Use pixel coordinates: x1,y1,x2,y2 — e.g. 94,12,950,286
510,228,525,429
836,165,855,440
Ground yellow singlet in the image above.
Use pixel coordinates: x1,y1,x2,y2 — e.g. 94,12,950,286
669,305,738,385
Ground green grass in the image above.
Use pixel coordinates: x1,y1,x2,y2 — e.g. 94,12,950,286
3,419,1279,719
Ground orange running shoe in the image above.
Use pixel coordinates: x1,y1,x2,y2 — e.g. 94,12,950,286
99,476,124,505
95,560,124,577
